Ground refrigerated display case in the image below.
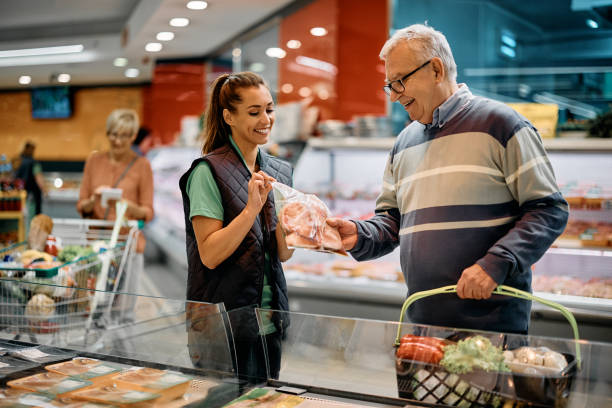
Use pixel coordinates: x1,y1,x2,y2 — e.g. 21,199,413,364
0,278,608,407
283,137,612,342
144,138,612,341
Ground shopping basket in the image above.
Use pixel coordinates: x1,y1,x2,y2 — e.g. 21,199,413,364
394,285,580,407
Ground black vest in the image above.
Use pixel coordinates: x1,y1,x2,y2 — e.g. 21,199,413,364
179,144,293,316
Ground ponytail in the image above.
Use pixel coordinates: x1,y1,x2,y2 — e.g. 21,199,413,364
201,71,268,155
202,74,231,154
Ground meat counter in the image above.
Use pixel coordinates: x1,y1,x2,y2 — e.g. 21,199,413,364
0,278,609,407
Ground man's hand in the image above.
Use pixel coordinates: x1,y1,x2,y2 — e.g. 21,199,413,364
326,218,358,251
456,264,497,299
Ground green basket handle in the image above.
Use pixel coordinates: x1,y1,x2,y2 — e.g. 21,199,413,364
394,284,581,368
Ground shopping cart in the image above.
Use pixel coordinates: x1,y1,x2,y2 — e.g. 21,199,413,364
0,217,139,345
394,285,580,407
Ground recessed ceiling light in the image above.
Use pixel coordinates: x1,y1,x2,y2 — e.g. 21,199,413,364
156,32,175,41
187,1,208,10
125,68,140,78
114,57,128,67
170,18,190,27
298,87,312,97
281,83,293,94
0,44,84,58
18,75,31,85
310,27,328,37
265,47,286,59
586,19,599,29
145,42,162,52
57,73,71,83
249,62,265,72
318,89,330,100
286,40,301,49
232,48,242,57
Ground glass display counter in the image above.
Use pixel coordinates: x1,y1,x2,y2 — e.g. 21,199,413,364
0,278,608,407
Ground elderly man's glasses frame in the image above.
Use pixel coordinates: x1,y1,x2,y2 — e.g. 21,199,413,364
383,60,431,96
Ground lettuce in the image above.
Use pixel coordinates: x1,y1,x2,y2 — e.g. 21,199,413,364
440,336,510,374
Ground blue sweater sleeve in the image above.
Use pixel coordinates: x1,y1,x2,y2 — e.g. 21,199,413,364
349,208,401,261
477,126,569,283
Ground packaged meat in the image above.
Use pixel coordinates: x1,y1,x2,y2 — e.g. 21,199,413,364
272,182,347,255
110,367,191,403
1,342,75,364
0,387,56,407
7,371,92,397
70,383,160,407
0,355,40,382
46,357,127,382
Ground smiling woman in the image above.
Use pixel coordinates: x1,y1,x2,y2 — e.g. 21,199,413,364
178,71,294,383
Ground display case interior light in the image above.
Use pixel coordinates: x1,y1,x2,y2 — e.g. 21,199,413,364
187,1,208,10
18,75,31,85
156,32,175,41
113,57,128,67
169,18,190,27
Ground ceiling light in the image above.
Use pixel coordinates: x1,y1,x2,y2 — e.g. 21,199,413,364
265,47,286,58
113,57,128,67
232,48,242,57
187,1,208,10
145,42,162,52
125,68,140,78
298,87,312,97
156,32,175,41
0,44,83,58
318,89,330,100
249,62,265,72
18,75,31,85
586,19,599,29
281,83,293,94
57,73,71,83
286,40,301,49
310,27,328,37
170,18,190,27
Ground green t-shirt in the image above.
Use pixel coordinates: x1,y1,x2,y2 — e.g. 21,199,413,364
186,136,275,334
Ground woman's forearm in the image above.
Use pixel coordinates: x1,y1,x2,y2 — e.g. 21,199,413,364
198,208,258,269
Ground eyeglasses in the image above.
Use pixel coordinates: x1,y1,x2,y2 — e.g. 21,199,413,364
108,131,133,141
383,60,431,96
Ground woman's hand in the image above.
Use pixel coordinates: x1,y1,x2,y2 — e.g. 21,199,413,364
245,171,275,216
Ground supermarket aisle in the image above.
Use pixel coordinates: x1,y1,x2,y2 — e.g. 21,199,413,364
139,257,187,301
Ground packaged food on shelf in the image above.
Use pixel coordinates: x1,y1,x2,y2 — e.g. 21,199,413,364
46,357,127,382
7,371,92,397
69,383,160,407
110,367,192,403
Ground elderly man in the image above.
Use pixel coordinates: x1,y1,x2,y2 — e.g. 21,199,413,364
328,24,568,334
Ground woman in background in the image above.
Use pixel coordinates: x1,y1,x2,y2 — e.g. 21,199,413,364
77,109,154,319
14,140,46,218
179,72,294,382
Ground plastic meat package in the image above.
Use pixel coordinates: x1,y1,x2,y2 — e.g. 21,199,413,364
273,182,347,256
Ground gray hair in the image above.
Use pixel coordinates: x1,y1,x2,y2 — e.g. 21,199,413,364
106,108,139,136
379,24,457,83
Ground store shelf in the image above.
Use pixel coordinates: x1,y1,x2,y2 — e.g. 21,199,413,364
307,137,612,152
0,211,23,219
543,138,612,152
308,137,395,150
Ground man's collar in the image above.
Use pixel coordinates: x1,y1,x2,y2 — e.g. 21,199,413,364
429,84,472,128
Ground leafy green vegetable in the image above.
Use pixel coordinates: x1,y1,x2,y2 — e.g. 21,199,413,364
57,245,95,263
440,336,510,374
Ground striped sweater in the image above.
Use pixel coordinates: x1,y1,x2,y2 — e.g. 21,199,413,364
351,85,568,334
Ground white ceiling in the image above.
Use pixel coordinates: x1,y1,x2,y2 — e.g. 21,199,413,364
0,0,296,89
